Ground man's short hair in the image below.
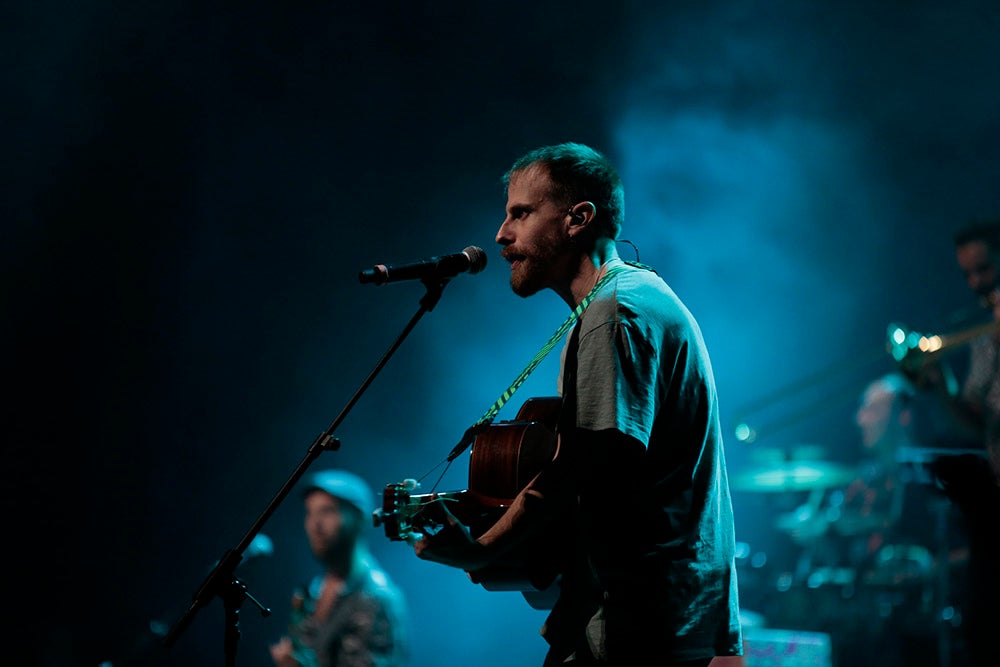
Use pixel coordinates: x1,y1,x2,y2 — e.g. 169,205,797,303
871,372,916,406
953,220,1000,250
503,142,625,240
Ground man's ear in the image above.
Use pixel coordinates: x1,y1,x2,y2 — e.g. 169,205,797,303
566,201,597,236
567,201,597,226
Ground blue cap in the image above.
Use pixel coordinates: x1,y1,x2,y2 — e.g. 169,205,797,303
301,469,375,514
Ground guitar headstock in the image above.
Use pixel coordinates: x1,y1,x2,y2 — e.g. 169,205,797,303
372,479,420,544
372,480,462,545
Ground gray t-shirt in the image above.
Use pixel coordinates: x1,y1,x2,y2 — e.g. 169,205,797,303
553,260,742,661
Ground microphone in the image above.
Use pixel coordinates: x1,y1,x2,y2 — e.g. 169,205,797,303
244,533,274,561
359,245,487,285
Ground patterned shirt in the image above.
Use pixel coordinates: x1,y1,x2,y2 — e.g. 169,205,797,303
289,556,407,667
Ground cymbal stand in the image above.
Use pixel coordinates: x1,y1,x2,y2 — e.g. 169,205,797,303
930,494,952,667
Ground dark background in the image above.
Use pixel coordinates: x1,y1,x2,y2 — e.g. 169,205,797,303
5,2,1000,666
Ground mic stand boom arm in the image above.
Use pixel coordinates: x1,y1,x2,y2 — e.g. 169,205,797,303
163,276,454,666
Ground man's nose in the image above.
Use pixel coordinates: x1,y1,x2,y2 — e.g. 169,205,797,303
496,219,512,245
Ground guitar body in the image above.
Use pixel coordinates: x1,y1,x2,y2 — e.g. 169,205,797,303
468,396,562,505
374,397,564,608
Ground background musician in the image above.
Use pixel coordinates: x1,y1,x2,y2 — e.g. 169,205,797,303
772,373,944,666
270,469,408,667
909,221,1000,667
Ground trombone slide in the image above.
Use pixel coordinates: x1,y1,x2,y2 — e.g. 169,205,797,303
887,319,1000,369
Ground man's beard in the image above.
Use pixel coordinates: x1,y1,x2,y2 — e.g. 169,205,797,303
312,532,357,564
508,237,565,298
510,257,546,297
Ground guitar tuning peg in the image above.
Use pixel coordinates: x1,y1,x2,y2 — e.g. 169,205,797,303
402,479,419,491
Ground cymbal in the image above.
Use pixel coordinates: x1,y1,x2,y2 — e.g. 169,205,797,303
730,460,855,492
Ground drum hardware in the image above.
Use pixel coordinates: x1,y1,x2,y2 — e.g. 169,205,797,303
804,565,856,589
864,543,935,587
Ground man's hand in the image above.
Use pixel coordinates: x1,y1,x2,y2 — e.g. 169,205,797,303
413,499,493,571
900,356,962,400
901,359,945,390
269,636,299,667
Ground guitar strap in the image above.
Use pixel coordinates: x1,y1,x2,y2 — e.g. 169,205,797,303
446,261,634,461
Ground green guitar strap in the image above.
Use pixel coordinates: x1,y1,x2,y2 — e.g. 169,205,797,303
446,262,630,461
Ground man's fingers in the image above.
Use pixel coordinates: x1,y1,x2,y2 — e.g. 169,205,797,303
438,499,461,527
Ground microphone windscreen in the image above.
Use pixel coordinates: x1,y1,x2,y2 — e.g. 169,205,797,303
463,246,487,274
245,533,274,560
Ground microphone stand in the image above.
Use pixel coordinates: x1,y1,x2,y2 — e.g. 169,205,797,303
163,276,454,666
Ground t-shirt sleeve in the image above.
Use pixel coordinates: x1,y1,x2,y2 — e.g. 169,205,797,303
573,312,663,447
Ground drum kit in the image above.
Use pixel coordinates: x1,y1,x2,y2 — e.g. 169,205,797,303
730,444,967,665
727,316,993,665
730,321,1000,667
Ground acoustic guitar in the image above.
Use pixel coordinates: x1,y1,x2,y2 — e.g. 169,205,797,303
373,397,564,609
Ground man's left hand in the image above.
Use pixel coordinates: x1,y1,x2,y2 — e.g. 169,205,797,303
413,501,493,571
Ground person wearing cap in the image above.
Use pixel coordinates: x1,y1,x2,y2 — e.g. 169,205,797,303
270,469,408,667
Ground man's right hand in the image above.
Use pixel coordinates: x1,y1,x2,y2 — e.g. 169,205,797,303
269,636,299,667
901,359,944,390
900,356,962,400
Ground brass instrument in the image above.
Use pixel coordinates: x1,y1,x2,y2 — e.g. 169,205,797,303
887,319,1000,370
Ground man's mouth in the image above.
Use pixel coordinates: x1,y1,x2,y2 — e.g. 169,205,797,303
502,250,526,269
